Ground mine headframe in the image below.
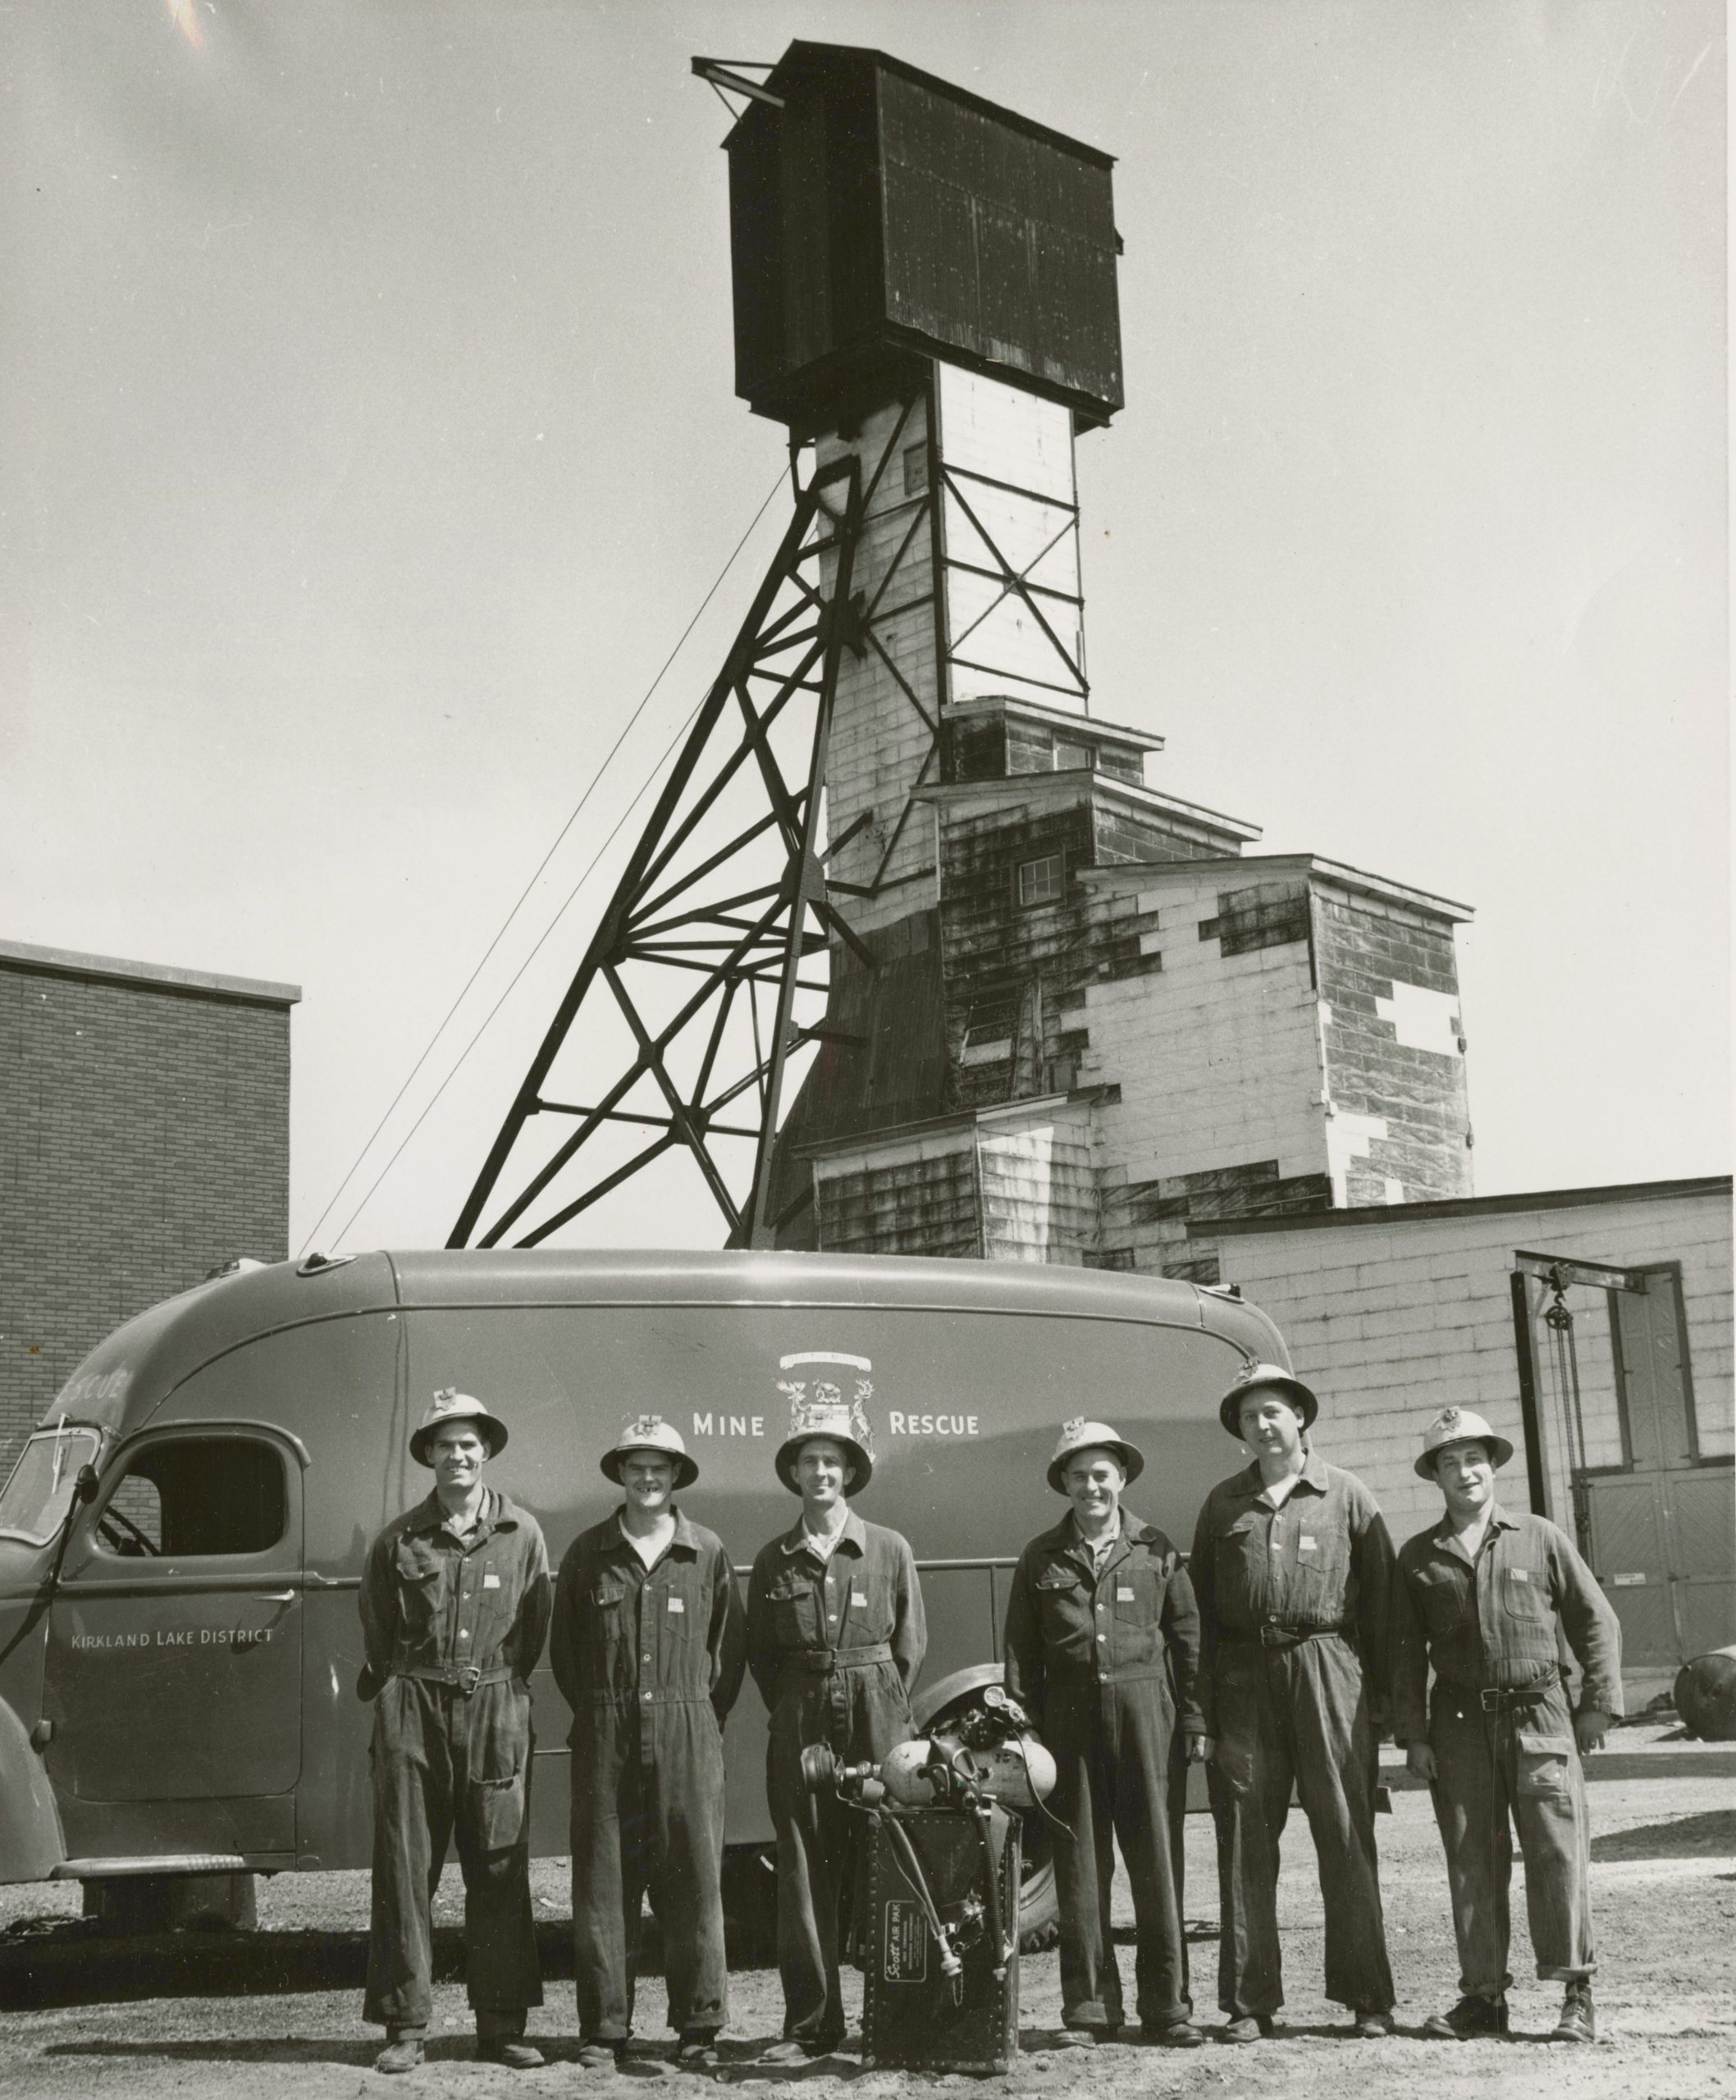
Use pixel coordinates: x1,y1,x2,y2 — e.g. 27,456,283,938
450,41,1122,1251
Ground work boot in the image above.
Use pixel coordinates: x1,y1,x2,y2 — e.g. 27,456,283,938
374,2033,425,2074
676,2030,720,2069
758,2038,834,2065
1219,2015,1275,2043
1551,1982,1596,2044
1423,1993,1509,2040
1143,2019,1205,2048
1350,2008,1396,2038
477,2036,546,2069
578,2039,624,2071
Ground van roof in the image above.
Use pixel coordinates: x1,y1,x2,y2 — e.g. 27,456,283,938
43,1249,1286,1440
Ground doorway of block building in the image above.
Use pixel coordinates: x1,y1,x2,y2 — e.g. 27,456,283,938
1511,1255,1734,1680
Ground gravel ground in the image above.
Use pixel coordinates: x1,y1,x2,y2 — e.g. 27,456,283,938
0,1754,1729,2100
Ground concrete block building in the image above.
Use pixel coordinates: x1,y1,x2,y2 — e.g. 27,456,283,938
0,940,299,1472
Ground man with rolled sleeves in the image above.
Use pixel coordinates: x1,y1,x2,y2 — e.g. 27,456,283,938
359,1388,552,2075
550,1416,747,2071
747,1381,926,2062
1391,1405,1621,2045
1003,1419,1206,2049
1191,1363,1396,2042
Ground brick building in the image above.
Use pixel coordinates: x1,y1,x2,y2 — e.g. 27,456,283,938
0,940,298,1472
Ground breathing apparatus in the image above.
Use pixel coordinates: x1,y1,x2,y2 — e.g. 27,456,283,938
802,1685,1061,1996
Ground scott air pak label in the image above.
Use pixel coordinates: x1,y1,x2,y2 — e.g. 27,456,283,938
883,1900,928,1982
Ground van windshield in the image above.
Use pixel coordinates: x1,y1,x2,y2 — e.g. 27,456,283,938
0,1426,101,1545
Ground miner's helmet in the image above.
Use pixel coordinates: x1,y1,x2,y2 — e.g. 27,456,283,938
1219,1362,1319,1439
1046,1418,1145,1495
409,1387,509,1468
774,1365,875,1496
1415,1405,1514,1480
601,1413,698,1491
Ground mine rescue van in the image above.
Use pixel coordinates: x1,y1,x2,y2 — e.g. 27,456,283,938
0,1249,1287,1946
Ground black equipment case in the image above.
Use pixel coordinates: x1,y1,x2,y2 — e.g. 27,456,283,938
861,1806,1021,2075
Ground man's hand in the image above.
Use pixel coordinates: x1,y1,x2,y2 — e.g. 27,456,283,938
1186,1733,1215,1764
1574,1707,1610,1755
1405,1742,1437,1783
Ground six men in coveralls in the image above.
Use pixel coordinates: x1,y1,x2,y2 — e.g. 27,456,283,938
360,1364,1621,2069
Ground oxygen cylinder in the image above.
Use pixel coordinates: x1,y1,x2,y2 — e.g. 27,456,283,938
878,1732,1059,1808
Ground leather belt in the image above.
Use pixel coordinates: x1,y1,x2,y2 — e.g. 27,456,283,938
1227,1623,1350,1650
395,1663,513,1696
1477,1676,1558,1712
786,1643,894,1675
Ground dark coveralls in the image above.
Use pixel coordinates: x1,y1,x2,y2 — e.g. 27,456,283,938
359,1488,551,2038
549,1509,747,2046
1003,1511,1204,2034
1191,1453,1395,2019
1390,1504,1622,1998
746,1513,926,2052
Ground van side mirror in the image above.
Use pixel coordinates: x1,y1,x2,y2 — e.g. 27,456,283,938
75,1465,99,1505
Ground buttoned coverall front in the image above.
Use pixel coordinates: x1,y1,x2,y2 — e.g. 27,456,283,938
746,1512,926,2052
359,1487,551,2039
550,1508,747,2047
1190,1452,1396,2020
1389,1504,1623,1998
1003,1509,1204,2034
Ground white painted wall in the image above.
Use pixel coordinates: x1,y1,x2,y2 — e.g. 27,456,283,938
1074,863,1330,1191
1204,1185,1733,1543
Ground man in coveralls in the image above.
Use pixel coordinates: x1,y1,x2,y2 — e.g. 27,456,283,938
550,1416,746,2071
359,1388,551,2074
746,1379,926,2062
1003,1419,1206,2049
1391,1405,1621,2044
1190,1363,1396,2042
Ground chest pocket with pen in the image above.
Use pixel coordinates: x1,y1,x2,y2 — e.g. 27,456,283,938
766,1566,820,1647
391,1539,447,1641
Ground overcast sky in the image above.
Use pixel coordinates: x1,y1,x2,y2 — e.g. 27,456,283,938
5,0,1726,1255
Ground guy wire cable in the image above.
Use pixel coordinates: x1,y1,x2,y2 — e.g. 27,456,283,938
324,682,710,1253
297,465,786,1257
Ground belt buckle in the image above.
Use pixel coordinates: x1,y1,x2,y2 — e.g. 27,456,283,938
1259,1623,1286,1649
458,1664,482,1696
1478,1687,1502,1712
